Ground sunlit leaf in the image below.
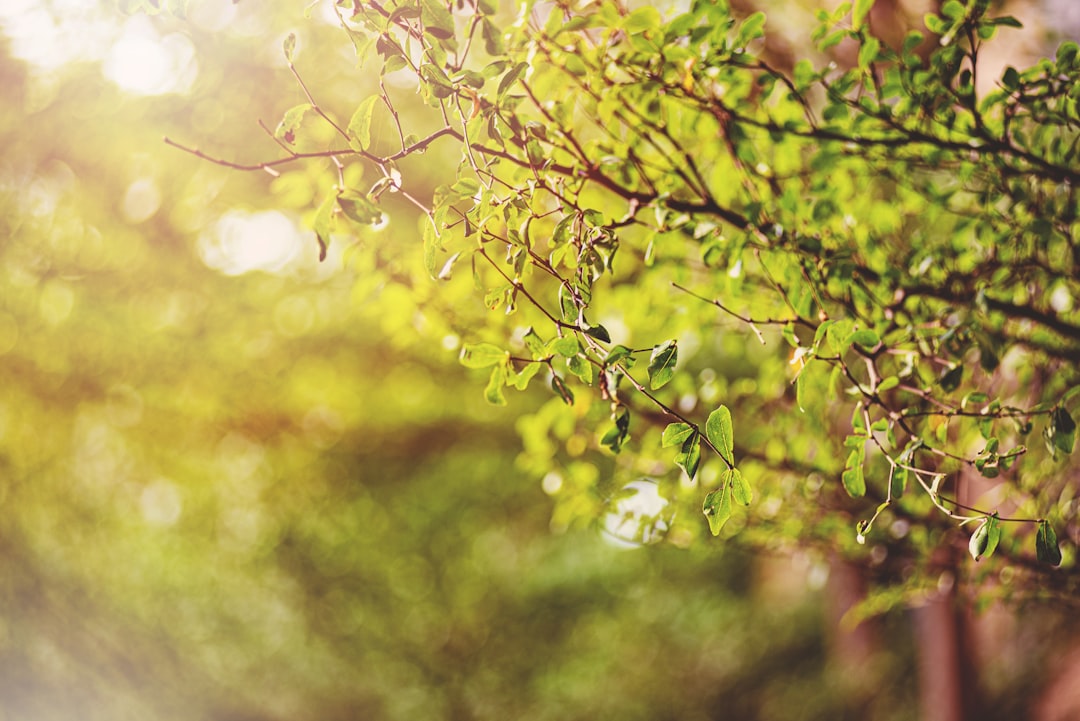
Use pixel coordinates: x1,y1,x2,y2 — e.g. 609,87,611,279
647,340,677,390
703,484,732,536
347,95,380,150
1036,520,1062,566
460,343,507,368
705,405,734,464
662,422,695,448
728,468,752,506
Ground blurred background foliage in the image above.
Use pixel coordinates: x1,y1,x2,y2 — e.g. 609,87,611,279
0,1,1077,720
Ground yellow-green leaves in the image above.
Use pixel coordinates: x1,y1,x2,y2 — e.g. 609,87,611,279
311,190,336,261
337,189,382,225
283,32,297,63
703,484,732,536
1036,520,1062,566
842,436,867,498
705,405,734,466
647,340,677,390
699,407,750,535
275,103,311,144
727,467,752,506
702,468,751,536
347,95,380,151
663,422,700,479
852,0,875,31
460,343,507,369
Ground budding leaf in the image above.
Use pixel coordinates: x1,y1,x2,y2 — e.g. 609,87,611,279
283,32,297,63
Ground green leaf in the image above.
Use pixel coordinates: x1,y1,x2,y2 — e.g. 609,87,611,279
705,405,734,465
703,485,732,536
939,365,963,392
347,95,380,150
1044,406,1077,457
662,422,695,448
842,446,866,497
858,36,880,70
420,63,455,97
508,361,541,391
647,340,678,390
735,11,766,47
601,406,631,454
990,15,1022,28
605,344,635,368
728,468,752,506
984,514,1001,559
567,354,594,385
460,343,507,368
523,327,546,358
852,0,875,31
336,189,382,225
969,518,989,561
551,373,574,406
846,329,879,349
583,324,611,343
497,62,528,99
274,103,311,144
283,32,297,63
877,376,899,392
1036,520,1062,566
419,0,455,40
547,336,580,358
890,464,907,499
310,191,336,262
484,364,507,405
675,432,701,480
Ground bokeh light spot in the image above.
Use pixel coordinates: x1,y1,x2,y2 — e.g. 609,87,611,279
199,210,303,276
102,15,197,96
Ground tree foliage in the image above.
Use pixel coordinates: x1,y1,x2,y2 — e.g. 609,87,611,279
168,0,1080,603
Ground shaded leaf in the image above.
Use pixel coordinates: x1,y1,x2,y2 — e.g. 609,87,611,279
551,373,574,405
337,189,382,225
1036,520,1062,566
675,432,701,480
